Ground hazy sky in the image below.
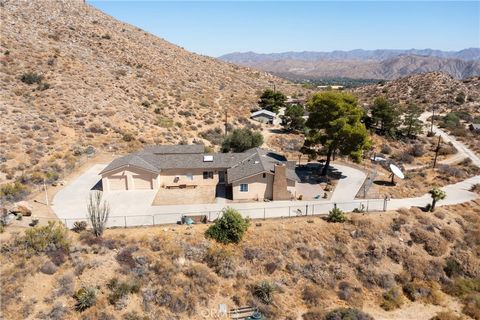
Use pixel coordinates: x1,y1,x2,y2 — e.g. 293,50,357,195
89,1,480,57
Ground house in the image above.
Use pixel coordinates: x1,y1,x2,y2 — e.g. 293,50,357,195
469,123,480,133
100,145,299,201
250,109,276,124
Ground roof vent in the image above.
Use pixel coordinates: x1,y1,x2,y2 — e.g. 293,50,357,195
254,161,260,164
203,155,213,162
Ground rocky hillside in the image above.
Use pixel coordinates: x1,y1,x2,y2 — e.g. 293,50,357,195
353,72,480,111
220,54,480,80
0,0,300,181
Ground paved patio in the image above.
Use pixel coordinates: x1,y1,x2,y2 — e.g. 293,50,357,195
152,185,216,205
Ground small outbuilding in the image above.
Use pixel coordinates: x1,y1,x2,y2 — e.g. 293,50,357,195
250,109,276,124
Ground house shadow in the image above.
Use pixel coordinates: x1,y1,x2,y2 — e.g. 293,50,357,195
91,179,103,191
373,180,395,187
295,163,347,185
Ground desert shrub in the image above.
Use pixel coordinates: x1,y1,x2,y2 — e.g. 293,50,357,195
156,117,174,128
243,246,266,262
123,311,149,320
205,208,249,244
380,286,403,311
74,287,96,312
444,258,463,278
395,152,414,164
326,207,347,223
443,277,480,297
325,308,374,320
200,127,224,145
183,264,218,294
23,221,70,253
0,181,29,202
122,132,134,142
87,123,107,134
430,311,464,320
409,144,425,157
252,281,277,305
40,261,58,275
72,221,88,233
437,165,466,179
302,285,325,306
440,227,458,242
302,308,325,320
410,227,448,257
221,128,263,153
20,72,43,84
55,273,75,296
380,144,392,154
438,143,456,156
462,293,480,319
107,277,140,305
204,246,237,278
116,246,138,269
47,247,68,266
403,281,442,304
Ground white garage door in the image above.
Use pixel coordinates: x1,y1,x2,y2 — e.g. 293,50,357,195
133,175,152,189
109,176,127,190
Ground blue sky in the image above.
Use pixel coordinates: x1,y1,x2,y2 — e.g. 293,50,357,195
89,1,480,57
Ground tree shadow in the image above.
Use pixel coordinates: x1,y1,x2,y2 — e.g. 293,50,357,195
373,180,395,187
295,163,347,184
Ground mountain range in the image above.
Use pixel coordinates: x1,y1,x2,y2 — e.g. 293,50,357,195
219,49,480,80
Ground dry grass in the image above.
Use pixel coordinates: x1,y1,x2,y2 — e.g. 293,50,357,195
1,200,479,319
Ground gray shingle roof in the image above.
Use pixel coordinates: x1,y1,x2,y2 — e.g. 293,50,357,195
226,148,299,183
142,144,204,154
100,145,299,183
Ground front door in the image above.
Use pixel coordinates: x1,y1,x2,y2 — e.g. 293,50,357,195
218,171,226,184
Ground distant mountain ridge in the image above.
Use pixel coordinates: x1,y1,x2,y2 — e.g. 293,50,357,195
219,49,480,80
220,48,480,62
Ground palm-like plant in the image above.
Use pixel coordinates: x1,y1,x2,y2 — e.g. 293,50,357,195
428,187,446,212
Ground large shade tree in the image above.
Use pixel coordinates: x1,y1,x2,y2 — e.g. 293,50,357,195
281,104,305,132
371,97,401,137
303,91,371,176
258,89,287,114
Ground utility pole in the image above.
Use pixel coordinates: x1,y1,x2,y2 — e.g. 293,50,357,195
433,135,442,168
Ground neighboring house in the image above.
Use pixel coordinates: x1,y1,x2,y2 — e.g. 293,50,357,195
469,123,480,133
250,109,276,124
100,145,299,201
285,97,306,107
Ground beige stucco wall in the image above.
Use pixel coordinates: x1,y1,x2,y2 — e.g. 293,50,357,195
232,173,297,201
232,172,273,201
159,168,224,187
102,166,159,191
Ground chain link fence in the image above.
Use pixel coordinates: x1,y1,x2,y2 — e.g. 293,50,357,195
62,198,388,229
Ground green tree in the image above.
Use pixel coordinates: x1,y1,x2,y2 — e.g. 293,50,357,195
205,208,250,244
371,97,401,137
304,91,372,176
326,207,347,223
402,104,424,137
258,89,286,114
428,187,446,212
221,128,263,153
281,104,305,132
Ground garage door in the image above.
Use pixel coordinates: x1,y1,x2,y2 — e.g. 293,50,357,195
109,176,127,190
133,175,152,189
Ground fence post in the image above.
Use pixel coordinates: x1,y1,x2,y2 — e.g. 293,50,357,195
366,200,369,213
263,208,266,220
208,211,211,222
306,204,308,216
124,216,127,228
152,215,155,226
288,206,291,218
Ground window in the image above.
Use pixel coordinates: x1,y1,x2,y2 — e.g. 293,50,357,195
186,173,193,181
262,173,266,178
240,183,248,192
203,171,214,179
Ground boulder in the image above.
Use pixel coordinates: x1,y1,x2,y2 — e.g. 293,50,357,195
11,201,32,216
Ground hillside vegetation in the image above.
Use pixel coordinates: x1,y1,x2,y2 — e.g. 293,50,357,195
1,201,479,319
0,0,302,184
